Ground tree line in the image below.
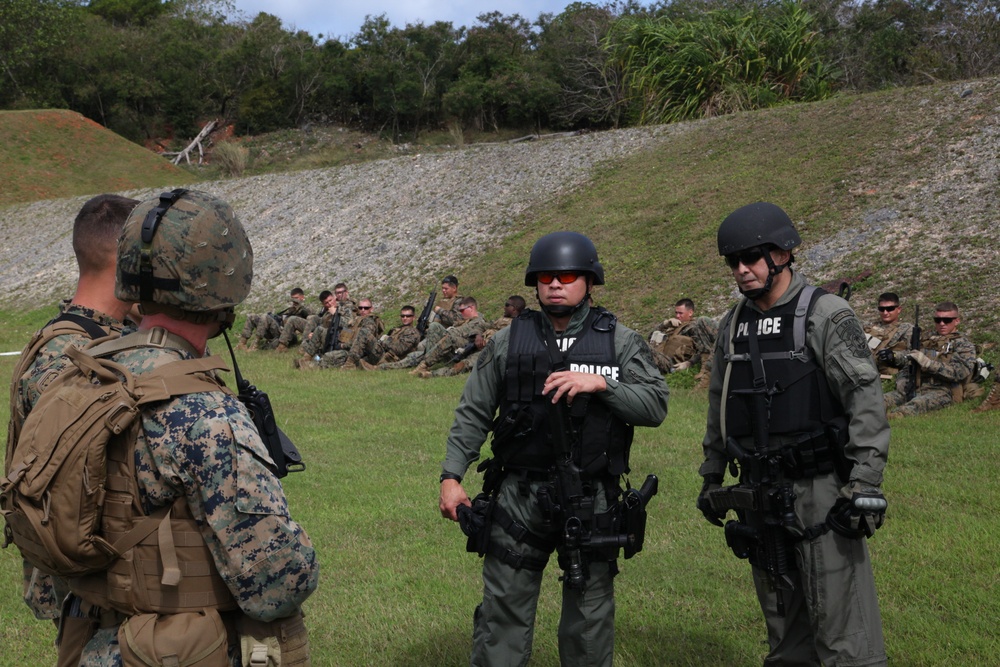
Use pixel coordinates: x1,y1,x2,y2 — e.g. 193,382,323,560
2,0,998,145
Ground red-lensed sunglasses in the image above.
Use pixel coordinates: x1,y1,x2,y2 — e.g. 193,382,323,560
536,271,580,285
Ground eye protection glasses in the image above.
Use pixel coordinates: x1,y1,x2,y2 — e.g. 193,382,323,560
877,306,898,312
724,247,766,269
933,317,956,324
536,271,580,285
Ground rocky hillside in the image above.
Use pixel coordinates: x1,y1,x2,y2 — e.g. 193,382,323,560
1,77,997,342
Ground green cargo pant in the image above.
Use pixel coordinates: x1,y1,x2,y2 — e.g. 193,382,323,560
753,472,886,667
471,473,616,667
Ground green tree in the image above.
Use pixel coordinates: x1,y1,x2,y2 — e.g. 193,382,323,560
0,0,75,105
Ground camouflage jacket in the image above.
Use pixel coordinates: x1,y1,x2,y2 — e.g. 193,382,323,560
382,322,421,358
76,340,319,665
866,320,914,374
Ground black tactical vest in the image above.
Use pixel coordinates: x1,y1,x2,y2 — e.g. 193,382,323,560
493,308,633,476
724,286,842,439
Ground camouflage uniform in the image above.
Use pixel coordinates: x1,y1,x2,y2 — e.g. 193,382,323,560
10,305,126,622
241,301,311,349
649,316,718,374
379,320,450,369
351,320,420,367
298,300,358,357
883,330,976,417
434,295,463,327
427,317,511,378
313,314,384,368
419,314,487,369
865,320,914,376
77,340,319,666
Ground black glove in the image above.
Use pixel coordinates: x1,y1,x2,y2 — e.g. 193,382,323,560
876,349,898,367
828,482,887,539
696,474,726,527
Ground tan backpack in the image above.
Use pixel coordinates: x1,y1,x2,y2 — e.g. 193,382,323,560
1,333,227,577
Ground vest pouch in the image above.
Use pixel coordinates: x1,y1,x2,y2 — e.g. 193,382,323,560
119,609,229,667
238,613,310,667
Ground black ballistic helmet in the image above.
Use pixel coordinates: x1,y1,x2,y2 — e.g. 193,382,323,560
717,201,801,256
525,231,605,286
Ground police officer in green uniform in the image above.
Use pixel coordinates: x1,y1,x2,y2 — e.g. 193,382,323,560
698,202,889,666
438,232,668,667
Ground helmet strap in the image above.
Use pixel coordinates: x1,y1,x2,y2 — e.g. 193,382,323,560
738,247,792,300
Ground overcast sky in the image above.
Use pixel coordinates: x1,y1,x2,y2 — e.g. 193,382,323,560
229,1,578,41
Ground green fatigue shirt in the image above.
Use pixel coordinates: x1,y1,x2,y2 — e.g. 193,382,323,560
435,295,463,328
442,306,669,479
701,270,889,488
913,330,976,388
865,320,914,375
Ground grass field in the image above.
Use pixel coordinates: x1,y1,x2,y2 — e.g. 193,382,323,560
0,308,997,666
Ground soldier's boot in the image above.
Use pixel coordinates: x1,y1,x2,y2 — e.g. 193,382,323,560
342,357,358,370
694,370,711,391
972,382,1000,413
359,360,379,371
236,337,249,351
294,358,318,370
409,361,430,376
275,342,289,353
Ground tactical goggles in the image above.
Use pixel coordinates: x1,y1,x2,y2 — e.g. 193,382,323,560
933,316,957,324
724,247,766,269
536,271,581,285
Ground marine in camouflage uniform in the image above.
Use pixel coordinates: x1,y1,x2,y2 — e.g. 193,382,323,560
422,297,525,378
881,301,976,418
300,296,361,360
307,301,384,369
5,194,137,665
433,274,463,327
411,297,487,375
239,289,311,350
75,189,316,665
353,306,422,369
864,292,914,376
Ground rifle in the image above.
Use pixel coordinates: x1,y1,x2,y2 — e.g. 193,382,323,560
268,305,293,328
906,306,921,401
222,331,305,478
322,310,344,354
449,335,480,364
416,290,436,337
721,438,797,616
542,394,658,590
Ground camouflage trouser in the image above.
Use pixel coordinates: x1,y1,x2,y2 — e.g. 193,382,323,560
278,315,316,347
317,350,349,369
380,324,445,369
884,385,954,417
430,355,476,377
424,326,475,368
242,313,282,349
345,318,383,365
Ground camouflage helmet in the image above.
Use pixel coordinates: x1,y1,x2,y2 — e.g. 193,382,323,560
525,231,605,286
116,189,253,326
717,202,801,256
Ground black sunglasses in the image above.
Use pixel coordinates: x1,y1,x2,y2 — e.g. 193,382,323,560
724,247,766,269
933,316,956,324
877,305,898,312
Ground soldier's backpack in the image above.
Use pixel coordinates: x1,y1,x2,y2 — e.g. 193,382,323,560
1,330,228,577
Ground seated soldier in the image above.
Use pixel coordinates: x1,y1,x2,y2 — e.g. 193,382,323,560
880,301,976,418
298,297,375,369
648,298,718,385
238,287,311,350
865,292,913,378
424,296,525,378
432,275,463,327
353,305,423,370
410,297,487,376
275,289,333,352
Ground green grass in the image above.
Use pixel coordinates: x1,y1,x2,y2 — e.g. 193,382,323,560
0,110,196,207
1,307,998,665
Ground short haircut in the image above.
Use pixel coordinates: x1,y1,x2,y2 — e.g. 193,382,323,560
877,292,899,305
935,301,959,314
400,305,415,314
458,296,477,308
506,295,526,313
319,290,333,301
73,194,138,274
291,287,305,297
359,298,373,307
334,282,348,291
675,298,695,311
442,275,459,287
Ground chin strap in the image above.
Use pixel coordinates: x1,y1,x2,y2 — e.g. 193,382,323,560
739,251,793,300
537,290,591,319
